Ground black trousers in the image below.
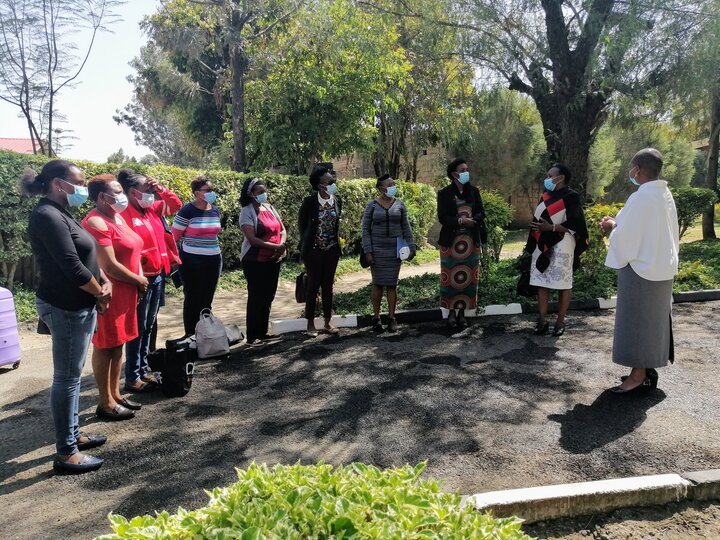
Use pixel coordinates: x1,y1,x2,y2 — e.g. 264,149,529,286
304,245,340,320
242,260,281,341
180,252,222,336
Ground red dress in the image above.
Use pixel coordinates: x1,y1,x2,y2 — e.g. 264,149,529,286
82,209,143,349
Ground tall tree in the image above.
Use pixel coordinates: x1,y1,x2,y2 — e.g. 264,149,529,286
246,0,409,174
141,0,304,172
0,0,120,155
114,41,224,166
363,0,709,199
371,0,475,181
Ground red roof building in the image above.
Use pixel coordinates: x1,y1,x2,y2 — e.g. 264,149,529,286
0,138,40,154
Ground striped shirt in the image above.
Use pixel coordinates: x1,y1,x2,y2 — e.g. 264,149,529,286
172,203,222,256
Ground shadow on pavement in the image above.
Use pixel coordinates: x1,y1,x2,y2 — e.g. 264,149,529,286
548,388,667,454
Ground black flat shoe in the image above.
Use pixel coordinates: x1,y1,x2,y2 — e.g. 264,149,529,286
534,321,549,335
620,369,658,387
552,324,566,337
76,434,107,451
610,377,653,394
372,317,384,333
118,398,142,411
53,454,104,475
96,404,135,421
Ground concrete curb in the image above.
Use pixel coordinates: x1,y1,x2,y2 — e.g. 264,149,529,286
269,288,720,336
463,469,720,524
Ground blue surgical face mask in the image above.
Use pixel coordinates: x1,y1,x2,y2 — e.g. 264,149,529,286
202,191,217,204
544,177,556,191
385,185,398,198
458,171,470,184
325,183,338,196
137,191,155,209
61,179,89,207
254,192,267,204
629,176,639,186
107,192,129,213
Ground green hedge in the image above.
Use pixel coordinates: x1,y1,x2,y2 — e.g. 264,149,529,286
97,462,532,540
0,151,437,276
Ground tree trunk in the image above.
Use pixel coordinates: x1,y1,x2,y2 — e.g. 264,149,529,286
230,43,248,172
702,88,720,240
6,262,17,292
558,119,594,201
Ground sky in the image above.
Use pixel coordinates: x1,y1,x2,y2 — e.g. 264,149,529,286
0,1,159,162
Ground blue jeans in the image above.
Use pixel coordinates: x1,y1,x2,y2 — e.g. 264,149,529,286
125,273,164,384
36,299,97,456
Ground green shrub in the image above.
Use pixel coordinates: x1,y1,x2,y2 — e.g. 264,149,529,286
482,191,514,262
676,240,720,291
97,462,533,540
580,203,623,276
671,187,718,239
0,152,48,289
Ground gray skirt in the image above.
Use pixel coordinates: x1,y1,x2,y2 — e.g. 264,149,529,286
612,265,674,368
370,236,401,286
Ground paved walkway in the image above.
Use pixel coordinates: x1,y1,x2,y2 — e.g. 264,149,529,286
156,260,441,344
2,300,720,539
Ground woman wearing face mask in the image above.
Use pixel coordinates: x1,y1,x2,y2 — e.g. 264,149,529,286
601,148,679,393
526,164,588,336
24,161,111,474
239,178,287,345
437,158,487,328
172,177,223,337
117,169,182,392
83,175,147,421
361,174,416,333
298,166,342,336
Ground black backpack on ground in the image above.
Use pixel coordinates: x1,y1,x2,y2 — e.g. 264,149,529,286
147,346,196,398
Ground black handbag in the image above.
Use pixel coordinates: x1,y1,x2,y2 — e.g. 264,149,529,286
359,250,370,268
516,270,537,297
515,251,537,297
295,272,307,303
147,347,196,398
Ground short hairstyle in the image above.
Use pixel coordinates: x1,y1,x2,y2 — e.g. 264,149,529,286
631,148,663,179
117,168,146,193
309,166,330,191
20,159,79,196
191,175,211,193
446,158,467,180
240,177,265,207
376,173,392,188
88,174,116,202
552,163,572,185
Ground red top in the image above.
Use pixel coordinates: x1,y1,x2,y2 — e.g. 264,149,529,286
256,208,283,262
120,188,182,275
82,210,143,349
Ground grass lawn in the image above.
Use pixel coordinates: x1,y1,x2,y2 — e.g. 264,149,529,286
333,238,720,315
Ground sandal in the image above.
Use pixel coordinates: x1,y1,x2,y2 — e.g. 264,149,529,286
123,381,156,393
552,324,566,337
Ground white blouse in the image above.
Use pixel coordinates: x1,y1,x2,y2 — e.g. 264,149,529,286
605,180,679,281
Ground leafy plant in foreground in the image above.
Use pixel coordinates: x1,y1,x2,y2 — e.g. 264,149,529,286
98,463,534,540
